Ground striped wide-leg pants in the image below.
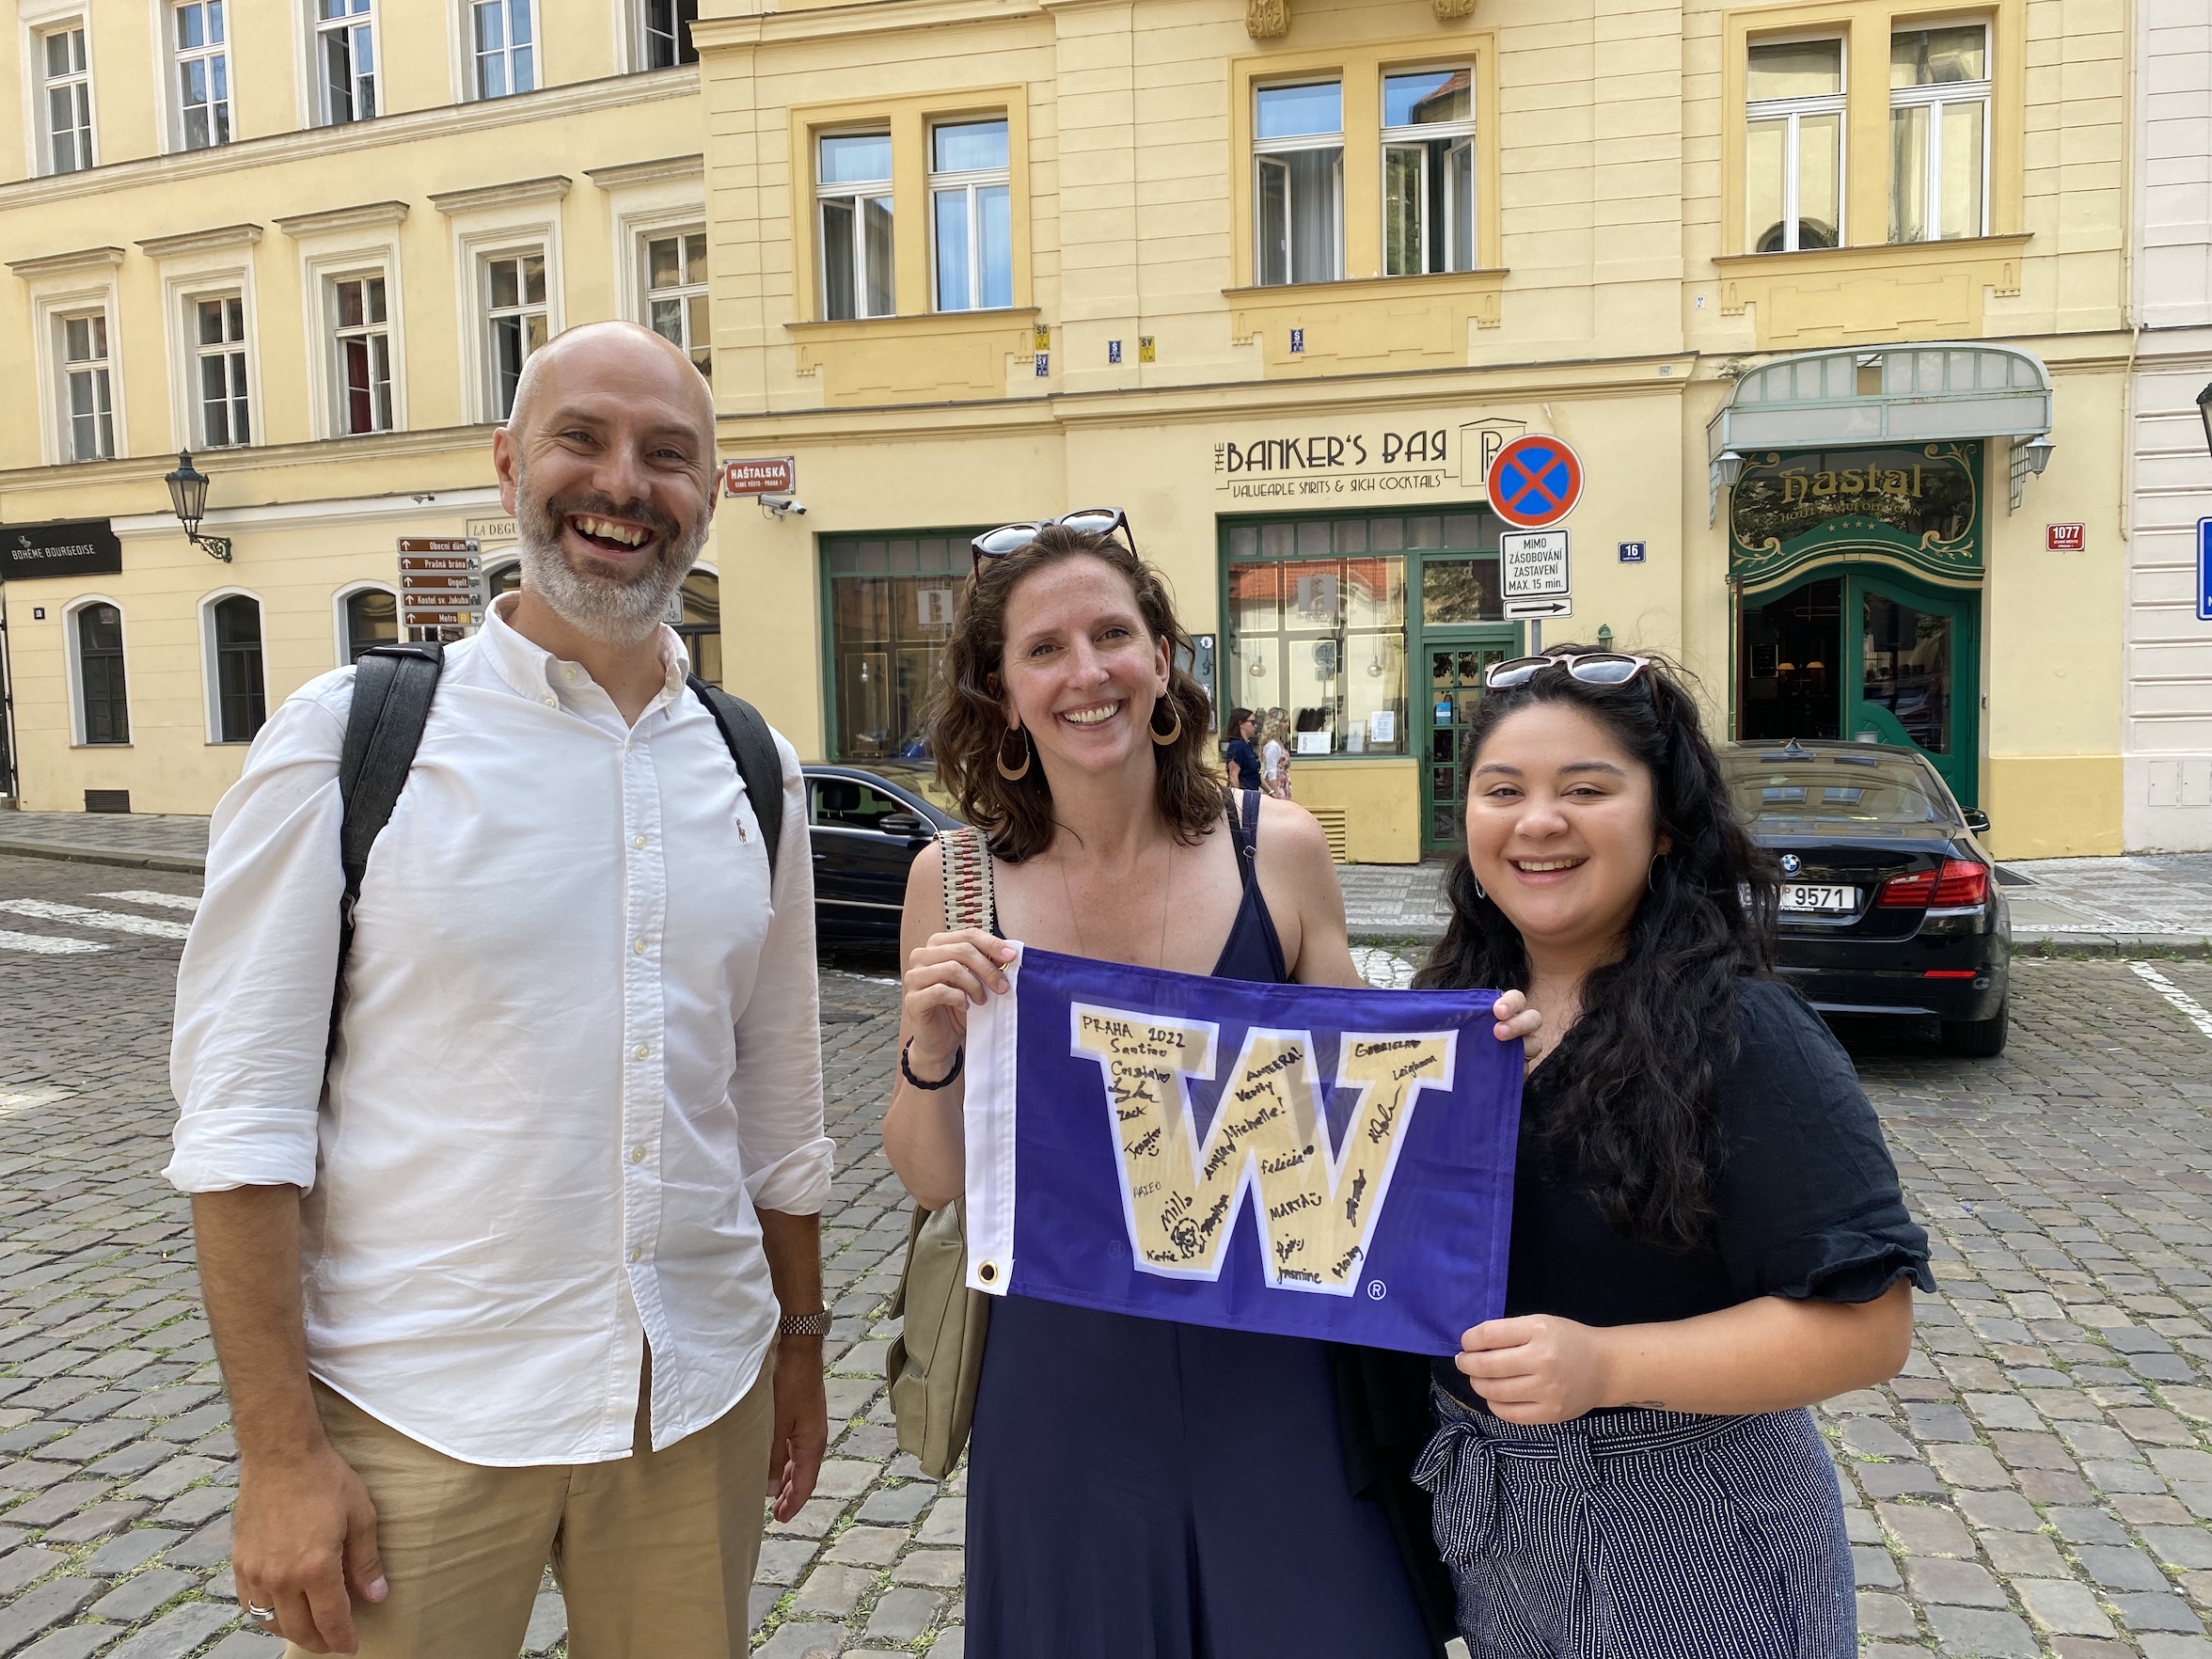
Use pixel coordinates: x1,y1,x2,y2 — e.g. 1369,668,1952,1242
1414,1390,1855,1659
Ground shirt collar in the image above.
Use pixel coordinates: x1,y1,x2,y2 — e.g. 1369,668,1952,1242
482,590,690,711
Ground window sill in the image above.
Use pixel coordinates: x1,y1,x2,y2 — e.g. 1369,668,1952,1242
785,306,1039,340
1221,272,1509,376
1713,235,2030,348
785,308,1042,406
71,743,133,750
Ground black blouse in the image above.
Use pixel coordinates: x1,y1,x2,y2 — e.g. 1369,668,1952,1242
1436,974,1934,1411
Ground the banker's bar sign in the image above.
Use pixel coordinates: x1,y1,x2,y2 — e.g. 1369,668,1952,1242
2,519,122,581
1213,417,1527,500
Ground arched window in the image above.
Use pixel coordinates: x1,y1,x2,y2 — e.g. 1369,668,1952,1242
212,593,267,743
485,561,523,604
344,588,398,662
75,603,129,746
674,566,719,684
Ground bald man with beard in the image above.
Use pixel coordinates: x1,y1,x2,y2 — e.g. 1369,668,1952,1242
169,324,830,1658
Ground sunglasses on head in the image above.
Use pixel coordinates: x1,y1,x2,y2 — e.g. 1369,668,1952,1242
1483,652,1654,691
971,509,1136,574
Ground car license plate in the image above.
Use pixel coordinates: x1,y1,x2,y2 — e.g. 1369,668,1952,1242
1780,883,1857,913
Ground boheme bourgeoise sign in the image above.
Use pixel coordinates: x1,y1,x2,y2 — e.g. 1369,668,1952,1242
1729,443,1983,590
1213,417,1528,501
1,519,122,581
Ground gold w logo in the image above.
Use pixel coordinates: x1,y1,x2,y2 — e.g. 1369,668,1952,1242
1072,1005,1456,1292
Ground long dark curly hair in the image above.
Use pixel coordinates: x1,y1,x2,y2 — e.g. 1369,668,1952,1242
1413,648,1778,1248
928,525,1221,861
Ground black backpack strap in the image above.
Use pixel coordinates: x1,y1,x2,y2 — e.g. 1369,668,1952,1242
330,642,444,1057
687,675,783,879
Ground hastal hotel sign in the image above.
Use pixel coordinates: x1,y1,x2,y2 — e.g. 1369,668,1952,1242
1212,416,1528,500
1,518,122,581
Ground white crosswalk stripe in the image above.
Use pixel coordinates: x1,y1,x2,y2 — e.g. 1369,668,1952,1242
0,928,109,956
0,898,192,940
94,890,201,913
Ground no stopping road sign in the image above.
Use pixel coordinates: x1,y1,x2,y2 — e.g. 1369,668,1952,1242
1487,434,1585,529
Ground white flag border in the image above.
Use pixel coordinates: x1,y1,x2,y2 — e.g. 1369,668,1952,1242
963,940,1024,1294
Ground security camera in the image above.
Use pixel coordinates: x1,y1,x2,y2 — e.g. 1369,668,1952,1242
759,495,807,518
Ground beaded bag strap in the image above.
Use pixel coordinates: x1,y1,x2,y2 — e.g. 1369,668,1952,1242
939,826,998,933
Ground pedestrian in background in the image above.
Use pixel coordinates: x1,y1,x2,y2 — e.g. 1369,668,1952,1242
1224,705,1259,790
884,521,1540,1659
168,323,832,1659
1259,705,1294,798
1412,647,1931,1658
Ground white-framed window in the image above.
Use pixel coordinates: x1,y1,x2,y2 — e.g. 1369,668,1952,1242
68,597,131,746
337,583,399,665
172,0,229,149
1745,39,1845,253
817,132,893,321
192,294,251,448
1889,24,1989,244
201,591,267,744
482,249,547,419
314,0,375,123
1382,67,1475,276
1255,81,1344,286
470,0,534,99
930,118,1011,312
330,273,393,434
57,309,115,462
640,0,696,68
40,24,95,175
643,229,709,376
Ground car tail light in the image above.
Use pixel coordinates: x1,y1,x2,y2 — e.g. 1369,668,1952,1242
1877,860,1988,908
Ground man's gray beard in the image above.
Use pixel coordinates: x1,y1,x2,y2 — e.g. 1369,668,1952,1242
514,495,708,646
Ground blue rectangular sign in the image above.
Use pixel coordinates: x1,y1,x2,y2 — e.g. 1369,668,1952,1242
1619,541,1647,563
2199,518,2211,622
961,945,1525,1354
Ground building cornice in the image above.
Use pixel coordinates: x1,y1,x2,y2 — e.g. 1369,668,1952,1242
583,153,704,189
0,69,698,213
692,0,1043,47
0,423,503,502
134,223,264,260
430,176,573,215
6,245,125,280
274,200,412,239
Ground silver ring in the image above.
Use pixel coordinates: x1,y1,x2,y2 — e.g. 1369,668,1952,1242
246,1604,276,1622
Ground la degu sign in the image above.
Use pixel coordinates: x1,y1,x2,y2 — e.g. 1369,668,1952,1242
1213,417,1528,500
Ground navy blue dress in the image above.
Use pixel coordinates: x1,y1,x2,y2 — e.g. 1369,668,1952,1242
965,791,1438,1659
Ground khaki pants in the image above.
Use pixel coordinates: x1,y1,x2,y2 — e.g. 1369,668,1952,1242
286,1354,775,1659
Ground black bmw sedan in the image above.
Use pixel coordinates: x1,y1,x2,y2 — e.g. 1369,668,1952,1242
802,762,965,943
1720,738,2011,1056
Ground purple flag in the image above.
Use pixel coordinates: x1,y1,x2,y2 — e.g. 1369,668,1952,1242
963,945,1525,1355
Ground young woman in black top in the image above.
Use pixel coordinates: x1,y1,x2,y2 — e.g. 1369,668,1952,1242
1413,647,1933,1659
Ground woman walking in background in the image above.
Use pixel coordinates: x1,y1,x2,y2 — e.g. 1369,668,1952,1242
1413,647,1931,1658
1258,706,1293,798
882,519,1536,1659
1224,705,1260,791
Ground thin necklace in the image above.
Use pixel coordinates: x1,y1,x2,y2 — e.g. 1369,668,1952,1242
1058,831,1176,968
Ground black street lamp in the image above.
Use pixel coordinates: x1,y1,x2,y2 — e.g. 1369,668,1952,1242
2198,382,2212,461
163,450,232,562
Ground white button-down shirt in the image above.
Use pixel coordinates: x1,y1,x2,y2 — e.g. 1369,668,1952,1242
167,594,830,1466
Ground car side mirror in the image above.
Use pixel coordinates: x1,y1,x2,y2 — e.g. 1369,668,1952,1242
1963,809,1990,835
878,812,929,839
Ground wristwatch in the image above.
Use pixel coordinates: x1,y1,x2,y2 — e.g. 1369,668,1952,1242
778,1309,832,1338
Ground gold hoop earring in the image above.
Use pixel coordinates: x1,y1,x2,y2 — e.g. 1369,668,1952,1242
996,726,1033,782
1149,702,1181,747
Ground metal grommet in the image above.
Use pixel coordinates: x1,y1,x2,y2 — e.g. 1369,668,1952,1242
978,1261,998,1284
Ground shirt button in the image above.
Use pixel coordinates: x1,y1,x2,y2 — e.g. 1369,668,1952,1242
634,834,647,849
634,1044,649,1060
562,666,577,683
544,696,558,708
630,1146,647,1163
634,939,647,955
629,1245,643,1263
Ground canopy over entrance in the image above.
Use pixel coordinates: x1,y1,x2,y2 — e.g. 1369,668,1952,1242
1708,343,2053,515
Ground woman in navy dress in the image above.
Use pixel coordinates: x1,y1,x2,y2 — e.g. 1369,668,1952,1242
883,520,1538,1659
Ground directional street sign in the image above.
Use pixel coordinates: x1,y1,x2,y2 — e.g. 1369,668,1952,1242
1487,434,1585,529
1500,529,1572,598
1504,595,1574,621
398,537,483,632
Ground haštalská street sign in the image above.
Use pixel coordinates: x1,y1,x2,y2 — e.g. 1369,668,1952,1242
721,457,796,497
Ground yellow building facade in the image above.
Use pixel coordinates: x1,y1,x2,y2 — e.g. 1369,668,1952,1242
0,0,2141,861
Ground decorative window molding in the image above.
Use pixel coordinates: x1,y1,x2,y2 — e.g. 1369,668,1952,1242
334,579,399,668
435,177,567,424
278,200,409,440
139,227,262,453
591,156,708,376
13,247,127,465
64,594,132,747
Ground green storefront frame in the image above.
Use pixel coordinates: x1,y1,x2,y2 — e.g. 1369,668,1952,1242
1217,508,1525,853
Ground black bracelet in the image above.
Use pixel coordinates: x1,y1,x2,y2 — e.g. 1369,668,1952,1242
901,1039,964,1090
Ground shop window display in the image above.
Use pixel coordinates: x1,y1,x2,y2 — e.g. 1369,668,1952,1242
1226,518,1411,757
825,532,988,761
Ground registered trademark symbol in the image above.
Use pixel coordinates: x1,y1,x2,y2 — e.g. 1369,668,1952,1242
1367,1280,1387,1301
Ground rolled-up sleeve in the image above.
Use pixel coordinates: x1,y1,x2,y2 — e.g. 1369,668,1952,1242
166,676,353,1194
730,730,833,1214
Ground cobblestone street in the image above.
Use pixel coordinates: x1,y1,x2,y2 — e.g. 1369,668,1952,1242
6,848,2212,1657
